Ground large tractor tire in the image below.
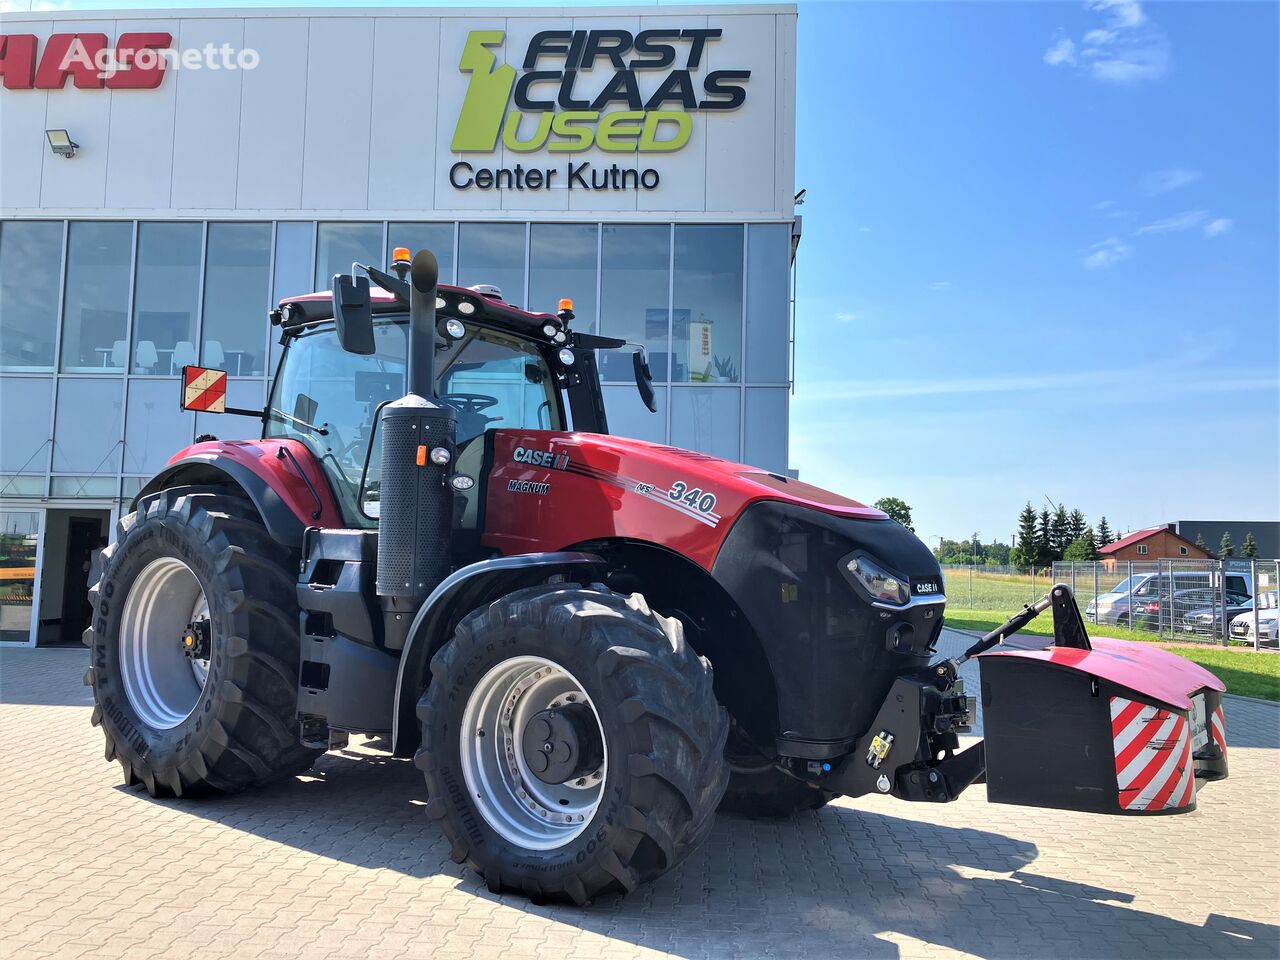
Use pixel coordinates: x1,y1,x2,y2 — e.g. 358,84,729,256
84,487,320,797
416,585,729,904
718,722,836,819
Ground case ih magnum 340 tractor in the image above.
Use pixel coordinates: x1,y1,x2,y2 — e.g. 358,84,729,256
85,248,1229,904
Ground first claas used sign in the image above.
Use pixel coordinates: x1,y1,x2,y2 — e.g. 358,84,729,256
182,366,228,414
0,33,173,90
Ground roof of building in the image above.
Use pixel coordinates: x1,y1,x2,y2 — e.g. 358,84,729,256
1099,525,1211,557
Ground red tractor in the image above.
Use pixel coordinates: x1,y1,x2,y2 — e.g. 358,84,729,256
85,248,1229,904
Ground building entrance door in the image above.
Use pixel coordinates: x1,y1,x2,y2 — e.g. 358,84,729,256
36,510,111,646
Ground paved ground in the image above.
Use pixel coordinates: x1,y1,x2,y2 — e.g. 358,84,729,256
2,633,1278,960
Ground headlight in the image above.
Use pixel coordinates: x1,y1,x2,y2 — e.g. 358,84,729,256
841,553,910,606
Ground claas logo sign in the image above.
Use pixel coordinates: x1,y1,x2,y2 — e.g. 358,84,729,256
182,366,228,414
452,29,750,155
0,33,173,89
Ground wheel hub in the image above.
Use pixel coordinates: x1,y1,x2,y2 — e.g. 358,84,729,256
521,704,603,785
181,619,212,661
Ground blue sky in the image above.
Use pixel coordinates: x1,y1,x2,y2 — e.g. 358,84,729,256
789,0,1279,545
7,0,1277,544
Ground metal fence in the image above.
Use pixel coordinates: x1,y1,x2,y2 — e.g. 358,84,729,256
940,560,1279,650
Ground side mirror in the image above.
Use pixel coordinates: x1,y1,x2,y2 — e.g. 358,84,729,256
293,392,319,427
633,348,657,413
333,273,375,355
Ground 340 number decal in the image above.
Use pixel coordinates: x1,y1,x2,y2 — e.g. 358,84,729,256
668,481,717,514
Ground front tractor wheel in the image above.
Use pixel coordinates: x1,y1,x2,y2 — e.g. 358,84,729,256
416,586,729,904
84,487,320,797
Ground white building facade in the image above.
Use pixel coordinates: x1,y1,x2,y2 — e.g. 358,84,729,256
0,4,798,645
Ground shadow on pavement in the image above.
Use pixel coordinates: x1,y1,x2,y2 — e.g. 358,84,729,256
121,745,1279,959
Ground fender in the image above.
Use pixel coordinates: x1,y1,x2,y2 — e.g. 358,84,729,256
133,439,344,546
389,551,604,755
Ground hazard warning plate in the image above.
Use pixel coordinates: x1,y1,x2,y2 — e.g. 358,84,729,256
182,365,228,413
1189,694,1210,752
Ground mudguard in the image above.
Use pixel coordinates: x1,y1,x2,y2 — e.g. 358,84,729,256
133,439,344,545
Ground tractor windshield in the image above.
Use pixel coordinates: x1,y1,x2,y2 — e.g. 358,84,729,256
265,316,563,522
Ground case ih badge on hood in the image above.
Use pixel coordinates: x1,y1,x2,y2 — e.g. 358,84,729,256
82,244,1229,908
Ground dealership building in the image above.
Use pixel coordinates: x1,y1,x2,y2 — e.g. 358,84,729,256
0,4,798,646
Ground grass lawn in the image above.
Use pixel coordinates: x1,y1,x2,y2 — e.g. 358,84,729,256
944,607,1280,702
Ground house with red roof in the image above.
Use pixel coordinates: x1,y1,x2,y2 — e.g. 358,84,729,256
1099,524,1216,566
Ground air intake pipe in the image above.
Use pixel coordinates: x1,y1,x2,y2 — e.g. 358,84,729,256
376,250,458,649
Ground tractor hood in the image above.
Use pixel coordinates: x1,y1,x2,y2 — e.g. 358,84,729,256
482,430,891,571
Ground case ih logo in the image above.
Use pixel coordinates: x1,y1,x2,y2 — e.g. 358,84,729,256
0,33,173,89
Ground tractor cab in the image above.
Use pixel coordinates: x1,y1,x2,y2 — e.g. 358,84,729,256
261,266,653,530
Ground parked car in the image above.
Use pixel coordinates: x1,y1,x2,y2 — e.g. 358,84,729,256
1175,590,1256,637
1086,570,1254,628
1230,591,1280,646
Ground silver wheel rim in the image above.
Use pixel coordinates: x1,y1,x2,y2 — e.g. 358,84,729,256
459,656,607,851
119,557,212,730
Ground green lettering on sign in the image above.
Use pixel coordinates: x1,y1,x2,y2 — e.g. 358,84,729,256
451,31,515,152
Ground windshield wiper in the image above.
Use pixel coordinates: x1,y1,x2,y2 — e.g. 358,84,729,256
267,407,329,436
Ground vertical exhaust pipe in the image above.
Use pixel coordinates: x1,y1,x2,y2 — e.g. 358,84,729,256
376,250,458,649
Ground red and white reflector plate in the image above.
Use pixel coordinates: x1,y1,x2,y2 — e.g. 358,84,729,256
182,366,228,413
1110,696,1196,812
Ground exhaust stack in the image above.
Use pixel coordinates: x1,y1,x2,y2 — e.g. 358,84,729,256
376,250,457,647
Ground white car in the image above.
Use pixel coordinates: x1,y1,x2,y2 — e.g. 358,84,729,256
1229,591,1279,646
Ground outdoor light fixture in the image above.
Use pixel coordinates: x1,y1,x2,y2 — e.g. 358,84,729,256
46,129,79,159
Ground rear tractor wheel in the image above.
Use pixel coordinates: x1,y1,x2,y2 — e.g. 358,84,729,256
416,585,729,903
84,487,320,797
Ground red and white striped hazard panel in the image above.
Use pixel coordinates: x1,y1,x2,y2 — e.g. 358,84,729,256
1210,702,1226,755
182,366,227,413
1110,696,1196,812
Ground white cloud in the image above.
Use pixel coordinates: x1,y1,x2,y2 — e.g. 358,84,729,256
857,226,872,233
1205,217,1233,237
0,0,70,10
927,281,951,290
835,312,859,323
1140,168,1201,195
1083,237,1132,269
1046,0,1170,85
1043,37,1077,67
1094,199,1129,218
1134,210,1209,236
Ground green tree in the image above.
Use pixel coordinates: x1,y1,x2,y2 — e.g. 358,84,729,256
1096,516,1113,546
1050,506,1070,560
970,532,984,563
1195,533,1207,551
1012,503,1039,567
1242,532,1259,559
1063,537,1096,561
1036,509,1053,567
1219,531,1235,558
873,497,914,532
1084,525,1099,559
1067,509,1087,545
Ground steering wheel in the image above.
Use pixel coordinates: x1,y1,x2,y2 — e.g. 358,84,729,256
441,393,501,417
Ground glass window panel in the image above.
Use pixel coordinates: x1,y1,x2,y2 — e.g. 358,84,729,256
60,221,133,373
132,222,202,376
0,377,51,473
0,511,40,643
603,384,666,444
600,225,670,382
745,224,791,384
387,223,455,285
196,379,264,442
744,387,788,473
529,224,597,326
458,223,526,308
121,477,148,499
673,225,742,384
0,221,62,371
271,222,315,368
315,222,381,291
0,476,45,497
670,386,741,462
124,379,194,474
50,476,117,498
202,223,271,376
52,379,123,474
